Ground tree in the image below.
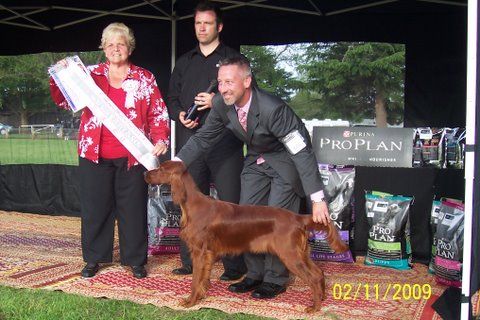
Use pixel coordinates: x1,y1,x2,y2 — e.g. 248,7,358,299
0,53,52,125
289,90,326,119
0,51,103,125
241,45,298,102
297,42,405,126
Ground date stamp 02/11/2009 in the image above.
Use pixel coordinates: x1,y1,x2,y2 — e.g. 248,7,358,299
332,283,433,301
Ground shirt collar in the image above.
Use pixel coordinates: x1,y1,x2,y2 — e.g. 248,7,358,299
235,90,253,114
191,42,224,58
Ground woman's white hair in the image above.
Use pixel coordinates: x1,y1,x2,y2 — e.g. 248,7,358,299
99,22,136,53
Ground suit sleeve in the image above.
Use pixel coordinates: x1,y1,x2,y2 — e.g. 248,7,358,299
267,103,325,195
176,102,227,166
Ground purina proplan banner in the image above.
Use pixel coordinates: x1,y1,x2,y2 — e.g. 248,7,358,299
312,127,414,167
364,192,413,270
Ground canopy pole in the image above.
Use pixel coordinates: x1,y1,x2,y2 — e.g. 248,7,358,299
170,1,177,159
461,0,477,319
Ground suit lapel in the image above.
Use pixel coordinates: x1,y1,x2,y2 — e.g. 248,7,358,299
246,89,259,143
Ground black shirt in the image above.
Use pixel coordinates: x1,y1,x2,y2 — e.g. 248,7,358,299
167,43,242,152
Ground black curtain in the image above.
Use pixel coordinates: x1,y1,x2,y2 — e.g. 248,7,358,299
0,164,80,216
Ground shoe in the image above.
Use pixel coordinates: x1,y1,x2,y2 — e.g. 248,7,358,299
131,265,147,279
172,265,192,275
251,282,286,299
228,278,262,293
219,270,245,281
81,263,99,278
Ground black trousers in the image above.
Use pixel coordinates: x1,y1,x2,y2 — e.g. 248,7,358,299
178,143,246,273
79,157,148,266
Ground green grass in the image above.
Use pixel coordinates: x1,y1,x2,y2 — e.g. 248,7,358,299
0,286,270,320
0,135,78,165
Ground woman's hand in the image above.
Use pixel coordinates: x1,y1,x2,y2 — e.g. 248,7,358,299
56,59,69,68
152,141,168,156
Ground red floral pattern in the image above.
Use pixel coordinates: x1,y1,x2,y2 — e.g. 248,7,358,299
50,62,170,168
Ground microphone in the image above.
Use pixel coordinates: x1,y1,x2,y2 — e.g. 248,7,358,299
185,79,218,121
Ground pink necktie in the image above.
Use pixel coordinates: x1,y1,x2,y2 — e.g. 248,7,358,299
238,108,247,131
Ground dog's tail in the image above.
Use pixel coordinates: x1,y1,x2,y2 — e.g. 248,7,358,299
299,216,349,253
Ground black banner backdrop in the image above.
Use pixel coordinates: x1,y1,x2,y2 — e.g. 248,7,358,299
0,164,80,216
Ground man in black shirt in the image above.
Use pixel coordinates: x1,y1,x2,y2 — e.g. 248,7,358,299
166,0,246,281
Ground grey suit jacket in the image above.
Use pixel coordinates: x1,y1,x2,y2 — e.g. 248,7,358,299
177,86,324,197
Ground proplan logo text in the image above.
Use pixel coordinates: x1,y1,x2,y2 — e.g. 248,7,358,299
319,130,403,152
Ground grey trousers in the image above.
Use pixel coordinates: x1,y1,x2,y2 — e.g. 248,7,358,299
240,161,301,286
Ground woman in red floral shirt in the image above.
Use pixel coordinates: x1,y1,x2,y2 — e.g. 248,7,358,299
50,22,170,279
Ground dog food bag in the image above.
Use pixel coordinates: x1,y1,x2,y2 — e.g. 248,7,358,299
433,200,464,288
364,192,413,270
444,128,465,169
413,127,444,168
428,200,443,274
309,164,354,263
440,197,464,205
147,184,181,255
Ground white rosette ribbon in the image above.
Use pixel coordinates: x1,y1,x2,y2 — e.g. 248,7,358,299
121,79,139,109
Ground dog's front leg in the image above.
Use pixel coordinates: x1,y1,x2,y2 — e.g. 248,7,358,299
180,248,215,308
276,246,325,313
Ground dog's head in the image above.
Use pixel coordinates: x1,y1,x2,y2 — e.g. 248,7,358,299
145,160,186,185
145,160,187,203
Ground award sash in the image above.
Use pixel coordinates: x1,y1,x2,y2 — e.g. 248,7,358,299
48,56,159,170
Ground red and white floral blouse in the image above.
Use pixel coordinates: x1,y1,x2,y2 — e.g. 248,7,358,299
50,62,170,168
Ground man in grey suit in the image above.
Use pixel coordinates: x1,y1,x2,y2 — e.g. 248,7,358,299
176,56,330,299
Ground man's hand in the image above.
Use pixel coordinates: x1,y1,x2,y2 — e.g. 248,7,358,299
179,111,199,129
194,92,215,111
152,141,168,156
312,201,331,226
57,58,69,68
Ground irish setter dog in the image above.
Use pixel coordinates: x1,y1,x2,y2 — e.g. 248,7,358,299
145,161,348,313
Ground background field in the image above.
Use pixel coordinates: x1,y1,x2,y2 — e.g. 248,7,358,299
0,133,77,165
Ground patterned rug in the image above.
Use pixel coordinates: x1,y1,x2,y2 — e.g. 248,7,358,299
0,210,476,319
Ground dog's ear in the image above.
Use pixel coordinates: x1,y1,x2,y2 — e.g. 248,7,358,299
170,168,186,204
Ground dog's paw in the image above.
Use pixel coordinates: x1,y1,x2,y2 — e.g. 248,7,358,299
180,297,196,308
305,304,321,313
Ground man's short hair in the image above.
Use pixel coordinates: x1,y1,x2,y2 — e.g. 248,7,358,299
194,1,223,25
218,56,252,77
